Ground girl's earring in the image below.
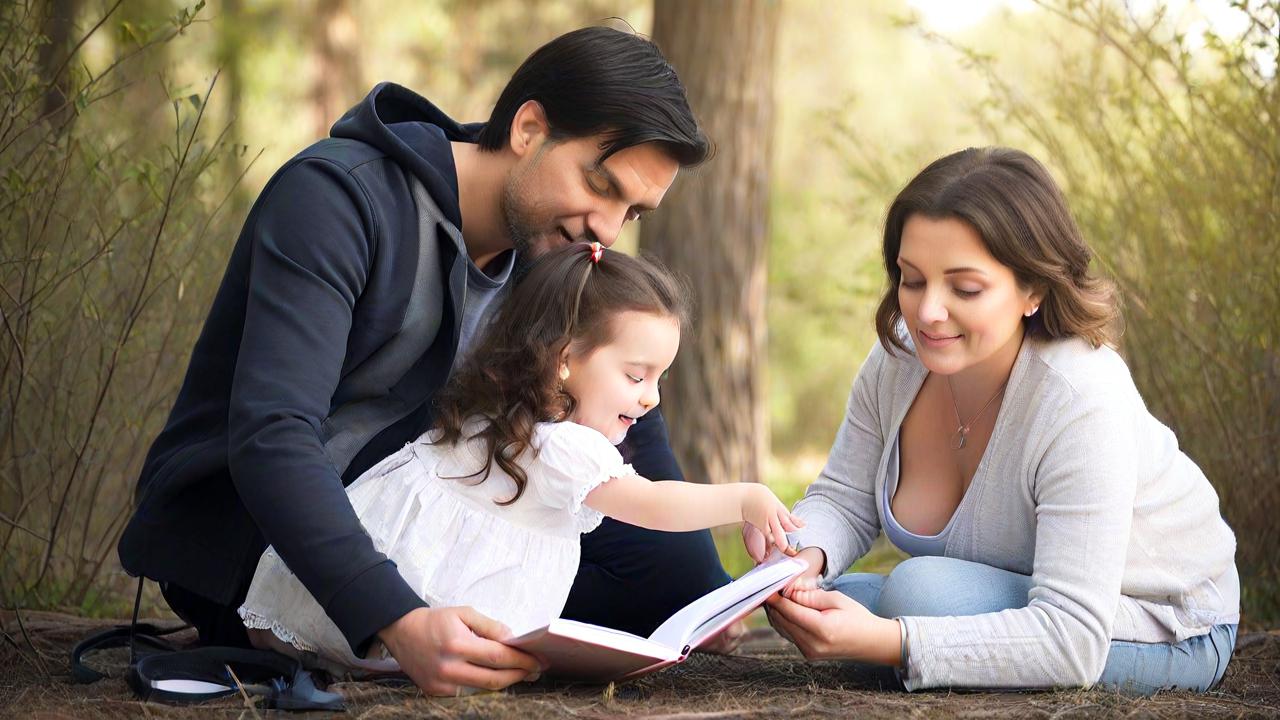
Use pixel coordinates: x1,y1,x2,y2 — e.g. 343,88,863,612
1025,306,1039,317
559,365,570,382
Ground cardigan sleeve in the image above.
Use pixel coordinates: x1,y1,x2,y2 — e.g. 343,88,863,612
790,343,887,585
900,390,1138,690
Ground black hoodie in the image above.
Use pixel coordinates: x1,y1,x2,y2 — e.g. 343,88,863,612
119,83,487,651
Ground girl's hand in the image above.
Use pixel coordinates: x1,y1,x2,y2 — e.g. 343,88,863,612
742,523,768,564
741,484,804,556
764,587,902,665
781,546,826,595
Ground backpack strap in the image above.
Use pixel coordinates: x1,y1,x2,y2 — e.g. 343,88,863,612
126,645,342,711
69,577,343,711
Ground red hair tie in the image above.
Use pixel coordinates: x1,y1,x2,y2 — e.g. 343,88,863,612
589,241,604,264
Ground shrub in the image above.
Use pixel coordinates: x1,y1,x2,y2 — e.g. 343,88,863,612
0,0,244,614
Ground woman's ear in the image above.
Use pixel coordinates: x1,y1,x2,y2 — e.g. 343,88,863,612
1024,285,1046,318
510,100,549,158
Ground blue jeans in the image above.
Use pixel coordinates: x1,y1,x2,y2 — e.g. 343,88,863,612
832,556,1237,695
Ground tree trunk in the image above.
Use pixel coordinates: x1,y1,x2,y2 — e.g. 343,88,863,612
309,0,363,140
37,0,80,122
643,0,778,485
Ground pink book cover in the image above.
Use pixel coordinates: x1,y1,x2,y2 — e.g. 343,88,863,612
508,554,807,682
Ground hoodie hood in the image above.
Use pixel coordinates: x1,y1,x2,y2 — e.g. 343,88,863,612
331,82,484,229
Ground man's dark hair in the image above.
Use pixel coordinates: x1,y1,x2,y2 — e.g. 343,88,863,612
477,26,710,166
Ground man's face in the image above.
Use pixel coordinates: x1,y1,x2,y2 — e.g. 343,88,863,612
500,137,680,260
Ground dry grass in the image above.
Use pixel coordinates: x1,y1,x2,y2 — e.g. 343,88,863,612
3,610,1278,719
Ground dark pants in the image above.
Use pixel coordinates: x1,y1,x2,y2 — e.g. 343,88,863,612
162,522,729,647
564,519,730,637
161,579,253,648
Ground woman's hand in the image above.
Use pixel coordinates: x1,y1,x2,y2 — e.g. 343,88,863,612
765,587,902,666
740,484,804,556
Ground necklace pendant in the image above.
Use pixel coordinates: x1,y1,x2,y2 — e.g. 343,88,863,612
950,427,968,451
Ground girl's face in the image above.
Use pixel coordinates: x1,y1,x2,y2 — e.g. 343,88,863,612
562,311,680,445
896,215,1040,377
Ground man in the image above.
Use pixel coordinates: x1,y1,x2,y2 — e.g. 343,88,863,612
118,27,731,696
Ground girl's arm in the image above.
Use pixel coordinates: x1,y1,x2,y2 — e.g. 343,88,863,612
585,474,803,555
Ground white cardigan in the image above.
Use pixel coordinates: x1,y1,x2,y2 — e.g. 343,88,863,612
791,334,1239,690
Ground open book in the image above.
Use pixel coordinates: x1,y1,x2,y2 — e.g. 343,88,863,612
508,553,807,682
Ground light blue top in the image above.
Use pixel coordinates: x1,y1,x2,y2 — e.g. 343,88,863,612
879,432,952,558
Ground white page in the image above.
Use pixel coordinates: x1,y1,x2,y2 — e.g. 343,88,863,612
648,553,806,650
539,619,677,661
682,577,793,650
151,678,234,693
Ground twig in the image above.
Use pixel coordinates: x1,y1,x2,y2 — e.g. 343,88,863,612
224,663,264,720
32,69,221,591
10,606,50,678
0,510,48,542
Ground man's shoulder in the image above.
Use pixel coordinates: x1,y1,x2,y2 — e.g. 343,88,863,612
292,137,396,175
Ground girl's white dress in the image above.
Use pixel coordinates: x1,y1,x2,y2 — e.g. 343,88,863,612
237,420,631,672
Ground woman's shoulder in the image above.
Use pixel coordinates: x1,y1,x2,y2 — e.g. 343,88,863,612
1027,336,1133,394
1020,337,1145,427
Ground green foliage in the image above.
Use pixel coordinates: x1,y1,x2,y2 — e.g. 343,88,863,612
715,468,906,579
890,0,1279,623
0,1,244,611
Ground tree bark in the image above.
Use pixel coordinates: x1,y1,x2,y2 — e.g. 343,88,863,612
643,0,779,485
309,0,363,140
37,0,80,122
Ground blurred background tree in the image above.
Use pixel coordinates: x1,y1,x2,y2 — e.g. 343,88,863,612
643,0,779,488
2,0,1275,626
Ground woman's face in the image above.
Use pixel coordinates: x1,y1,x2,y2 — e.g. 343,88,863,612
562,311,680,445
896,215,1040,377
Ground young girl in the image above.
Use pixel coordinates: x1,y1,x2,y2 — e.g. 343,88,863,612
237,241,801,674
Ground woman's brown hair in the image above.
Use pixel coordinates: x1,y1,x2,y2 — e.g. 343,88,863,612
875,147,1118,354
432,242,690,503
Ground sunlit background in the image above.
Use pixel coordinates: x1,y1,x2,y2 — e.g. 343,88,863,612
3,0,1276,625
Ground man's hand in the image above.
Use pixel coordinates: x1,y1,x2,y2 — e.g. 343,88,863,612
740,484,804,556
378,606,542,696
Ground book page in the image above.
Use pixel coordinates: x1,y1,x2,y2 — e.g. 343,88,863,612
647,553,806,651
508,619,679,681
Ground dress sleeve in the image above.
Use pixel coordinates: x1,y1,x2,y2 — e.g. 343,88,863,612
530,422,633,534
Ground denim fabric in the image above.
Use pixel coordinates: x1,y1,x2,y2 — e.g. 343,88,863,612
831,556,1236,695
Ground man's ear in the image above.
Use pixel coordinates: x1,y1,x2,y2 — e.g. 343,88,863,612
510,100,550,158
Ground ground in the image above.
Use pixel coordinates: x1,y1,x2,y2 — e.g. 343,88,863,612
3,610,1278,719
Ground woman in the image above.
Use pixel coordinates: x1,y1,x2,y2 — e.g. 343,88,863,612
752,147,1239,695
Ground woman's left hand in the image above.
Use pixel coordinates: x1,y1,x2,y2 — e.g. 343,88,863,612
765,587,902,665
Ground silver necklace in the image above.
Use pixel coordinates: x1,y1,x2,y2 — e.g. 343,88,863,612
945,377,1007,451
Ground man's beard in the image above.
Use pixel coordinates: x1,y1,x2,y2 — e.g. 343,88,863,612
500,173,549,280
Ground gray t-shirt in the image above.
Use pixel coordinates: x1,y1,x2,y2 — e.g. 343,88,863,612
453,250,515,369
